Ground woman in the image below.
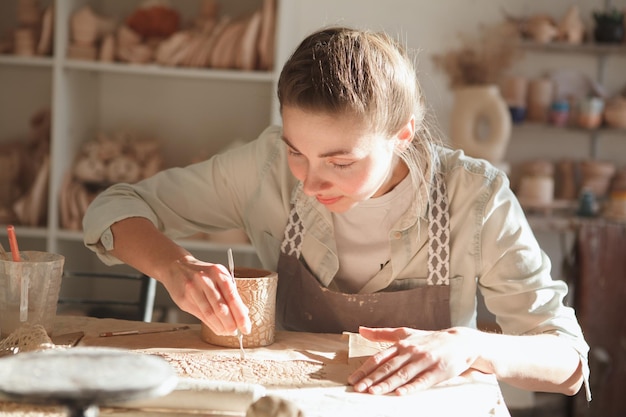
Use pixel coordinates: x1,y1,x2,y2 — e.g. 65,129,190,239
83,27,589,399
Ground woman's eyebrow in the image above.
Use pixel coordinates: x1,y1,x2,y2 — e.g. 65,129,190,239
280,136,354,158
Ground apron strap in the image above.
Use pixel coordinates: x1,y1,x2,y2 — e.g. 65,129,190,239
281,171,450,286
280,207,305,258
427,172,450,285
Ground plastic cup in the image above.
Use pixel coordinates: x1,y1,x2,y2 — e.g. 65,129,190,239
0,251,65,338
201,267,277,348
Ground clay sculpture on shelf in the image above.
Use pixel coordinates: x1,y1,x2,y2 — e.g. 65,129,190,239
0,0,54,56
66,0,277,71
0,108,51,226
59,131,164,231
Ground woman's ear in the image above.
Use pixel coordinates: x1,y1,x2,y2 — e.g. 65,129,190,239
396,115,415,150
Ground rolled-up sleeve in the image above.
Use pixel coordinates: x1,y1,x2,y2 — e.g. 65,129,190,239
83,126,284,265
478,172,590,400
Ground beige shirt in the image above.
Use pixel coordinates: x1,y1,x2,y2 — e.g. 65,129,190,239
83,125,589,390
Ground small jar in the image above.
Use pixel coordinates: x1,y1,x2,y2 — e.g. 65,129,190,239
549,100,570,127
578,97,605,129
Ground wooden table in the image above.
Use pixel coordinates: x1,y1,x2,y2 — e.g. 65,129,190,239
0,316,511,417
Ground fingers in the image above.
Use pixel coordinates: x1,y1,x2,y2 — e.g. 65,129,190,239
186,269,235,334
173,260,251,335
213,266,252,333
358,326,420,343
349,349,438,395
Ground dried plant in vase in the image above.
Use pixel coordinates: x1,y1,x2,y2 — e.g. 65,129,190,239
432,23,522,168
432,22,522,88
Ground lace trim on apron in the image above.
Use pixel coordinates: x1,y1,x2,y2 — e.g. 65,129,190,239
281,171,450,286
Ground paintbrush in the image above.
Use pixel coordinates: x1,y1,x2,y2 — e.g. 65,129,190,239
228,248,246,360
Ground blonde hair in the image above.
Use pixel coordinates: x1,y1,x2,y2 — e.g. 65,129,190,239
277,26,440,188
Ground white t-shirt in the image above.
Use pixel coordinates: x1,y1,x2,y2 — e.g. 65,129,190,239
332,174,414,293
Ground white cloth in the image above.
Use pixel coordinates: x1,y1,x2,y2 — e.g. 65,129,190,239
332,174,414,293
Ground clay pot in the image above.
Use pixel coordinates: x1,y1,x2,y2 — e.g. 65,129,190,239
201,267,278,348
14,28,36,56
517,175,554,207
71,5,101,45
578,97,605,129
521,160,554,177
558,5,585,44
525,15,559,44
500,76,528,107
450,85,511,165
555,160,579,200
527,78,555,123
580,160,617,198
603,97,626,129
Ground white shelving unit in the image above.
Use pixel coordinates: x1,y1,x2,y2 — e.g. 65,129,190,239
0,0,295,275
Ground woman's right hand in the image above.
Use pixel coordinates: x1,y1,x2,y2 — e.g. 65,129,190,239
107,217,250,335
161,255,252,336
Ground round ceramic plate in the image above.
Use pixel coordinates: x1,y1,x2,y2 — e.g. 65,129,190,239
0,347,177,407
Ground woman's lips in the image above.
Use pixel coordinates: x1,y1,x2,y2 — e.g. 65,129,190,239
316,195,342,205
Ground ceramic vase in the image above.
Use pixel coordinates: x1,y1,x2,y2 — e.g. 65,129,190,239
450,85,512,165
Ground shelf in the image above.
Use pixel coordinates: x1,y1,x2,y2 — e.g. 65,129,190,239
0,226,257,255
63,59,275,82
519,40,626,56
0,54,53,67
0,225,48,240
513,122,626,135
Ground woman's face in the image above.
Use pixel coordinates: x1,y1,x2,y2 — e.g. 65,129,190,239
281,106,411,213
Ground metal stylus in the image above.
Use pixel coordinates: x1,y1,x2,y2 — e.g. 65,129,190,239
228,248,246,360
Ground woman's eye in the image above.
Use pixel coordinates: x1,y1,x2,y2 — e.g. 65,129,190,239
287,148,301,157
331,161,354,170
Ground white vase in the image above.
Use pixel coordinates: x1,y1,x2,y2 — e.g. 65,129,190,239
450,85,512,165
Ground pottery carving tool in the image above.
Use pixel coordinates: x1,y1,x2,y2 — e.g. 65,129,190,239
228,248,246,360
99,326,190,338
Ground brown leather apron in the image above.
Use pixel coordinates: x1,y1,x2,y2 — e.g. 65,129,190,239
276,172,451,334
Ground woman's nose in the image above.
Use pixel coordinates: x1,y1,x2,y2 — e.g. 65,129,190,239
302,169,328,195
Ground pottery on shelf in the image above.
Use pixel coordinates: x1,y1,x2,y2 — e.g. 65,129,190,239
527,78,554,123
555,160,579,201
517,175,555,208
71,5,100,45
450,85,512,165
593,9,625,43
558,5,585,44
521,159,554,178
580,160,617,198
500,76,528,107
525,15,559,44
603,97,626,129
577,97,605,129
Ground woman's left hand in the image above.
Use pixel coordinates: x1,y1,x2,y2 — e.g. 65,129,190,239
347,326,482,395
